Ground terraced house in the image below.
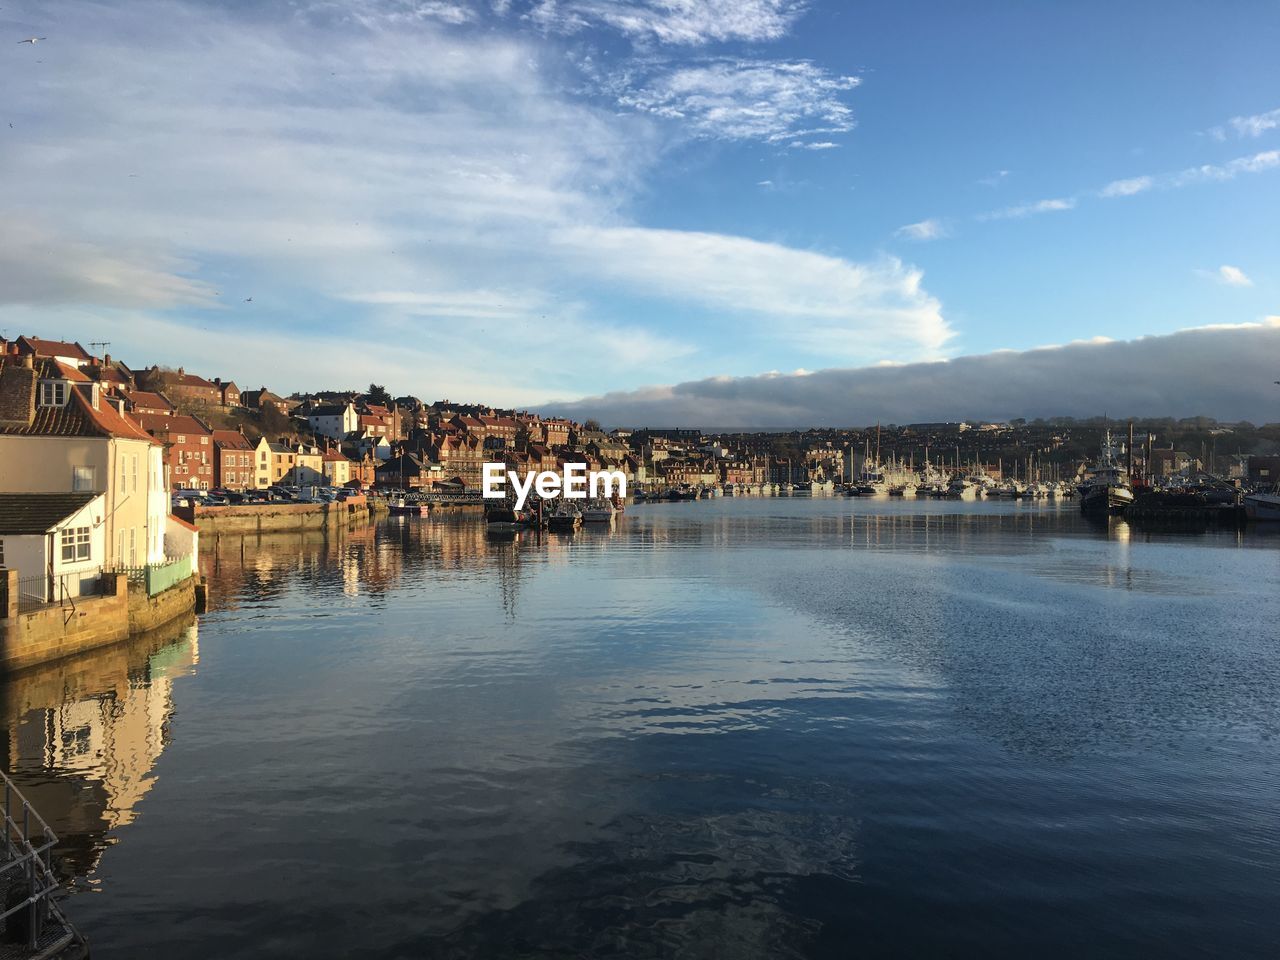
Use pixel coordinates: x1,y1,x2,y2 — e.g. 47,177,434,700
0,355,171,570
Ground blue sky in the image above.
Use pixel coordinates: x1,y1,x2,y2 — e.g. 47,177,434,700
0,0,1276,415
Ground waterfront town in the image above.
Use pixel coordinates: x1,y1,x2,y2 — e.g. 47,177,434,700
2,331,1279,550
1,337,1278,954
0,329,1277,667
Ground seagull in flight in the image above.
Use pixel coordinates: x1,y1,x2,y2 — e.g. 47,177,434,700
17,37,47,44
244,297,253,302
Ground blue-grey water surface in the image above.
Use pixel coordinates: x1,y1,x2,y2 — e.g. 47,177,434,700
3,497,1279,958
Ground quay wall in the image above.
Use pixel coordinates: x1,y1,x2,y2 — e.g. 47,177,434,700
128,575,199,634
0,570,200,672
180,497,378,533
0,572,130,672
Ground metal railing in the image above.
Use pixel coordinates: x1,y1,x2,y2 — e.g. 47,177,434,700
15,573,104,614
1,769,77,952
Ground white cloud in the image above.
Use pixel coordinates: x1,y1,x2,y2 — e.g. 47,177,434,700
528,0,808,44
0,0,938,401
546,320,1280,427
978,169,1010,187
1216,265,1253,287
1169,149,1280,187
1207,107,1280,140
894,219,948,242
977,197,1076,221
552,225,953,361
1099,176,1153,198
613,59,859,145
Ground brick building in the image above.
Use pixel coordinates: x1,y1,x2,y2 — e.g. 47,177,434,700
211,429,255,490
134,412,215,491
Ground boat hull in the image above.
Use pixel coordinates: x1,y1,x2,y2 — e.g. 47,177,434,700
1245,493,1280,521
1080,485,1134,515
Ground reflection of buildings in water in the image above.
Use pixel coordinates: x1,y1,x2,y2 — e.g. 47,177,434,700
0,619,199,880
198,516,538,618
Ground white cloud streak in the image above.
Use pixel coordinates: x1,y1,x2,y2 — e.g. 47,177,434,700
1099,176,1153,198
527,0,808,44
977,197,1076,221
1216,265,1253,287
894,219,948,242
1207,106,1280,141
612,59,859,145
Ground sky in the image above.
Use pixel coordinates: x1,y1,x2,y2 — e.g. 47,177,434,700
1,0,1277,424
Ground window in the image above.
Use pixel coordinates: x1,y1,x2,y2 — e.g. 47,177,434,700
177,435,186,444
129,528,137,565
0,539,5,566
200,436,208,445
60,526,91,563
73,466,96,492
38,381,67,407
131,455,138,493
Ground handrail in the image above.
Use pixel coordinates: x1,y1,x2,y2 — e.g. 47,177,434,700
1,769,63,950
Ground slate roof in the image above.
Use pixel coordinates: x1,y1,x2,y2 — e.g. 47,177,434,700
0,492,100,535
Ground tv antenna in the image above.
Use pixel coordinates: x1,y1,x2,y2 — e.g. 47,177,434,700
89,341,111,355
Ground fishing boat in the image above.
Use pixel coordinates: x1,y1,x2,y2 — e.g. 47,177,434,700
1078,430,1135,515
668,485,699,501
1245,489,1280,521
946,476,977,499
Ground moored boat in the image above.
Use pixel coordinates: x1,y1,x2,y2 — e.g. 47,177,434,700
1245,490,1280,521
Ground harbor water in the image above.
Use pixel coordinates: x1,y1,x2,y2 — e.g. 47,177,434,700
3,497,1279,958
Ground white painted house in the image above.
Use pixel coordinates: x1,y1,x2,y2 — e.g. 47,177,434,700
0,492,107,603
307,402,358,440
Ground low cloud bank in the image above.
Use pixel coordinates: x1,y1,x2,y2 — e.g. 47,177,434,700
544,320,1280,428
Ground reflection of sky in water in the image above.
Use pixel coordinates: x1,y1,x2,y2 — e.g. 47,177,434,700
5,499,1279,958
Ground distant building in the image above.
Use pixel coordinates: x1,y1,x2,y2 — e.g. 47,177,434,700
321,446,352,487
1247,455,1280,487
134,412,215,491
244,387,291,416
122,389,175,416
308,402,359,440
10,336,94,369
211,429,255,490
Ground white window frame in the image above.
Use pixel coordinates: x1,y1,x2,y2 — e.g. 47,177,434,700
60,526,91,563
38,381,68,407
72,466,96,492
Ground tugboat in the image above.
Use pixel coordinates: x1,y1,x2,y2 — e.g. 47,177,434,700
1078,429,1135,515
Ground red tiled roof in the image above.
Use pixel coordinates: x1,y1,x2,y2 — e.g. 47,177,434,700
211,429,253,450
124,389,174,411
18,337,93,361
0,359,158,443
322,448,350,462
134,412,212,438
171,372,216,389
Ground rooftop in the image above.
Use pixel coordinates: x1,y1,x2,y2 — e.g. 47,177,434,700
0,492,100,535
